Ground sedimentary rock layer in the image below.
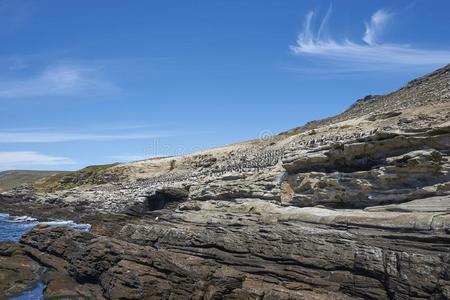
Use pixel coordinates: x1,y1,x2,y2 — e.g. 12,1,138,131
1,65,450,299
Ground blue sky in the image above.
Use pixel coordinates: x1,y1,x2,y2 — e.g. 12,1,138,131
1,0,450,171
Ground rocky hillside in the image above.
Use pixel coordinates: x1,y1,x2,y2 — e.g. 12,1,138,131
1,65,449,299
292,64,450,133
0,170,65,192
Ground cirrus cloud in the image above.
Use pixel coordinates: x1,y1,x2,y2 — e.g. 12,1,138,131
363,9,391,46
290,7,450,72
0,130,168,143
0,64,118,98
0,151,74,170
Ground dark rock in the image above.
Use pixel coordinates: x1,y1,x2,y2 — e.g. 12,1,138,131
144,187,189,211
0,243,43,297
1,65,450,299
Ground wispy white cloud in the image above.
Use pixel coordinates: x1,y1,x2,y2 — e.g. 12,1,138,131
363,9,391,46
0,123,207,143
0,151,74,170
0,130,168,143
317,3,333,40
0,64,118,98
290,7,450,72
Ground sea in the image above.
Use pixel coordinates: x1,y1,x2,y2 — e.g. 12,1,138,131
0,212,90,299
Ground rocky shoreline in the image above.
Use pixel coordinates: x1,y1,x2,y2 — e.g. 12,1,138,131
1,65,450,299
0,242,43,298
2,193,450,299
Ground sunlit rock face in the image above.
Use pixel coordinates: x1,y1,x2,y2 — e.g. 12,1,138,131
1,65,450,299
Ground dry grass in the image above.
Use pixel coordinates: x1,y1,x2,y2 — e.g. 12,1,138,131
33,163,123,192
0,170,66,192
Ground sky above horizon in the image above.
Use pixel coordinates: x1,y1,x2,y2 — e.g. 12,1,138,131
1,0,450,171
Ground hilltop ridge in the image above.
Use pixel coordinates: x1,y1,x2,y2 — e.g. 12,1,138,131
287,64,450,133
0,170,65,192
3,65,449,193
1,65,450,299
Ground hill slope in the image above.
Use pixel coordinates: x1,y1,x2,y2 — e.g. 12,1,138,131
2,65,450,299
0,170,65,192
285,64,450,134
33,64,450,193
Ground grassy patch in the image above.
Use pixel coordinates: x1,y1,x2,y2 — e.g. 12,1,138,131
34,163,123,192
0,170,66,192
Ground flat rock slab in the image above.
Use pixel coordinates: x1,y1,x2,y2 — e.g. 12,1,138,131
365,195,450,212
0,243,42,298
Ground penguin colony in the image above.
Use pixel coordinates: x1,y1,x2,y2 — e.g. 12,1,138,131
138,128,381,187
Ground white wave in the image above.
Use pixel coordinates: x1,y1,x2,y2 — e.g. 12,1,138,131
6,216,38,223
0,211,91,231
41,220,91,231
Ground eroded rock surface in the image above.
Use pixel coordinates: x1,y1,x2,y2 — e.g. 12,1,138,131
18,199,450,299
1,65,450,299
0,243,42,297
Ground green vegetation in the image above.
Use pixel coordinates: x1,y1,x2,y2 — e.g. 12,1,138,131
0,170,66,192
34,163,123,192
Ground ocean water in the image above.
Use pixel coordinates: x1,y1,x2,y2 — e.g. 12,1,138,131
0,212,90,299
8,283,46,300
0,213,91,242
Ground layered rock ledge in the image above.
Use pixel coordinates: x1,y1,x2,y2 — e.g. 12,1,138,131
1,65,450,299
